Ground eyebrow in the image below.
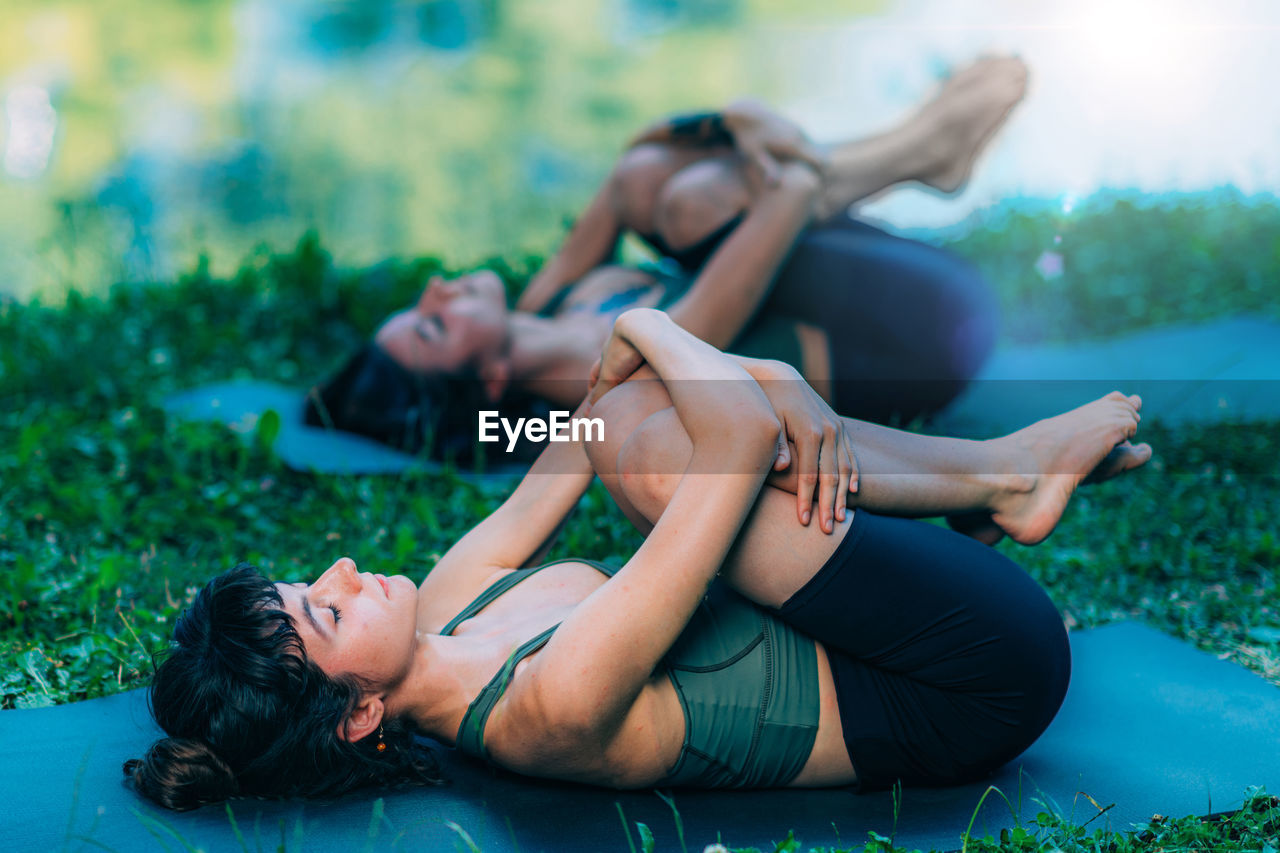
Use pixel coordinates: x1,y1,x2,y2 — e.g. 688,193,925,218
300,594,324,637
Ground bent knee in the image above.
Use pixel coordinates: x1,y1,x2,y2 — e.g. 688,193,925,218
653,157,750,251
616,409,689,523
611,144,690,234
585,370,672,477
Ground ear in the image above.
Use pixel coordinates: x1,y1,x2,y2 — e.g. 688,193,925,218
479,358,511,403
337,695,384,744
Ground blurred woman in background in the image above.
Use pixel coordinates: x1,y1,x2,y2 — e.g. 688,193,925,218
308,57,1029,457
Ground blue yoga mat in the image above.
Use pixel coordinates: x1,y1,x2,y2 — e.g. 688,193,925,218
935,316,1280,435
164,381,525,480
4,623,1278,852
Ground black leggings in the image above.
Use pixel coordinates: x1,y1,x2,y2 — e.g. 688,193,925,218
759,214,999,424
773,510,1070,791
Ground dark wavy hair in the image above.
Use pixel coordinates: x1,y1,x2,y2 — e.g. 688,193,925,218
123,564,442,811
305,343,549,464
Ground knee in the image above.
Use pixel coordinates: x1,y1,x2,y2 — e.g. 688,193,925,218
652,158,750,251
583,370,672,477
610,144,682,234
1003,588,1072,731
616,415,684,522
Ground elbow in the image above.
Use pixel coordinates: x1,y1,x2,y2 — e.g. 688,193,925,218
731,406,783,463
613,307,666,336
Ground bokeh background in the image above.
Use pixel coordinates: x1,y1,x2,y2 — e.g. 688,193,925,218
4,0,1280,734
4,0,1279,301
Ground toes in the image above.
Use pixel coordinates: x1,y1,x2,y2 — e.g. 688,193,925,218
1083,441,1152,484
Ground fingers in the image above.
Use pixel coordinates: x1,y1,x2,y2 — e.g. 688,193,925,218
835,435,858,524
792,422,818,527
742,141,782,187
816,424,839,534
774,434,790,471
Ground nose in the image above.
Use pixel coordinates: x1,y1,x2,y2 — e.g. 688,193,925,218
315,557,362,596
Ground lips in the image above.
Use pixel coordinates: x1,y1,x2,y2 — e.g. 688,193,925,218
375,574,390,598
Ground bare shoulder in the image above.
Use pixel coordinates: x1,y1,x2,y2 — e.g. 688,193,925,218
484,667,684,788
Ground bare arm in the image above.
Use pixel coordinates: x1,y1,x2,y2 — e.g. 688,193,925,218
418,402,597,605
493,311,781,769
514,183,623,314
665,160,821,349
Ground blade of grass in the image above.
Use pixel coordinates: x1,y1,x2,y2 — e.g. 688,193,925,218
654,790,686,853
616,802,638,853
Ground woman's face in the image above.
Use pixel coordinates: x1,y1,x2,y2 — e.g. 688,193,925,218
276,557,420,689
375,271,509,374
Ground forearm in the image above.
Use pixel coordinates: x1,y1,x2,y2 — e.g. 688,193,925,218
614,310,778,452
665,161,820,348
445,413,596,571
515,185,622,314
769,419,1015,516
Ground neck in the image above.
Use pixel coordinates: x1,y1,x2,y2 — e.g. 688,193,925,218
383,633,487,745
504,312,577,382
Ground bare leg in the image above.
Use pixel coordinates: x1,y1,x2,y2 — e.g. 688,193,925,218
631,57,1030,255
816,56,1029,217
587,380,1151,548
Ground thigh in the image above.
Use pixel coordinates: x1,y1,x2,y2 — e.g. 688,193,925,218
611,143,731,236
652,155,751,256
774,511,1071,788
762,215,999,421
612,404,850,608
584,371,676,534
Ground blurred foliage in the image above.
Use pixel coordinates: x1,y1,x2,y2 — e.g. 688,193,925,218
936,189,1280,343
1,0,861,299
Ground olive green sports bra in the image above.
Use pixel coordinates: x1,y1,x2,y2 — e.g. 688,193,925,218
444,558,820,788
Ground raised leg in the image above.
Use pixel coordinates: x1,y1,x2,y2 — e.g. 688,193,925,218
587,378,1151,567
588,375,1073,790
614,57,1029,259
815,56,1029,217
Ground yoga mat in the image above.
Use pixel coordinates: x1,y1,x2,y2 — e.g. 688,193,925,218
170,317,1280,475
3,622,1278,853
935,316,1280,435
164,381,525,481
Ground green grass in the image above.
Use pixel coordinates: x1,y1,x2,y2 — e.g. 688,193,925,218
2,192,1278,849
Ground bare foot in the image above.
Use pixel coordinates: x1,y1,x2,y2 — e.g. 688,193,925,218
914,56,1029,194
985,392,1152,546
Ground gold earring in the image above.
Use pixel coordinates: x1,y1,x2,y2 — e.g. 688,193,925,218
376,725,387,753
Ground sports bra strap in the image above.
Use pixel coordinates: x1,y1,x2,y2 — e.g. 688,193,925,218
455,625,558,760
444,558,619,760
440,567,541,637
441,559,617,637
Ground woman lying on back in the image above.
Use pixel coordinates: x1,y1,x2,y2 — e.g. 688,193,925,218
127,309,1150,809
311,57,1030,454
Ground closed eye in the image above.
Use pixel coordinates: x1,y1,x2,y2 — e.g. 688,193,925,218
414,315,445,342
329,604,342,624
